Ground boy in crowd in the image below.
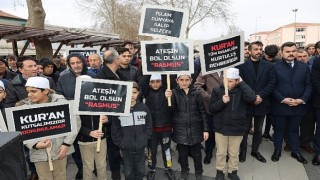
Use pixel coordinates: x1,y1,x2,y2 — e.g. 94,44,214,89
17,76,80,180
209,68,256,180
111,81,152,180
141,74,175,180
165,74,208,180
78,111,108,179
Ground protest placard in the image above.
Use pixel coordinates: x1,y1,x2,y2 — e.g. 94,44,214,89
74,77,132,116
5,101,76,144
65,47,100,60
141,40,194,75
199,32,244,75
0,113,7,132
139,5,189,39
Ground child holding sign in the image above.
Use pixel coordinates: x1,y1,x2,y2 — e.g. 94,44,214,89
165,74,209,180
16,77,80,180
111,81,153,180
141,74,175,180
209,68,256,180
78,114,108,180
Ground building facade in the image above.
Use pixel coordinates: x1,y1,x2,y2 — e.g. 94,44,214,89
250,23,320,48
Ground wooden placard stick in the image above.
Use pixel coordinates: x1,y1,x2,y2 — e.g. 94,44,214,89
167,74,171,106
223,69,228,96
46,146,53,171
96,116,103,152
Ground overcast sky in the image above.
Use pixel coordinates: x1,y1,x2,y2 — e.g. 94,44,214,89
1,0,319,40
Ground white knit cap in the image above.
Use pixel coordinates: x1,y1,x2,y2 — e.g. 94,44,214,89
176,73,191,79
26,77,50,89
150,74,162,81
78,75,92,79
226,68,240,79
0,80,5,90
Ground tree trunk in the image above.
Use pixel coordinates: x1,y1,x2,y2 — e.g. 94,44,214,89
25,0,53,59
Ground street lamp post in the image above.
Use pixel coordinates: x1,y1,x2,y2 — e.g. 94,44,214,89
292,9,298,43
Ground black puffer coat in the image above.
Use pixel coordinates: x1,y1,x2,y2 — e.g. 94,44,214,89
140,75,172,128
170,86,208,145
209,82,256,136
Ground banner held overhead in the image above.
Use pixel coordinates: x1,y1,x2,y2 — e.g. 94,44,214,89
200,32,244,75
141,39,194,75
139,5,189,39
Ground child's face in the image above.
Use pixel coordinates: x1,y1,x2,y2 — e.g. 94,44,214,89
26,87,49,103
227,79,239,89
149,80,162,90
0,89,6,102
176,75,192,89
131,88,139,104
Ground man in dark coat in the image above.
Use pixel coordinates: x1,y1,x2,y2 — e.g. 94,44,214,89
56,53,95,179
117,47,141,83
271,42,312,164
95,49,127,180
6,56,56,107
237,41,276,163
310,56,320,165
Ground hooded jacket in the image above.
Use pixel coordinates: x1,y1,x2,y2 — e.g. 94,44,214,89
209,82,256,136
42,59,60,84
170,86,208,145
16,94,81,163
56,54,95,100
111,101,152,152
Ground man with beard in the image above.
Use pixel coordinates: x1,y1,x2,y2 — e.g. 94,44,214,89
88,53,103,75
95,49,127,180
271,42,312,164
238,41,276,163
56,53,95,179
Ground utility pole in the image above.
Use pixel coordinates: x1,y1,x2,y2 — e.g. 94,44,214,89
292,9,298,43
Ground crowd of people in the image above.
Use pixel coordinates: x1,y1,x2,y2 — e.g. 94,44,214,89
1,40,320,180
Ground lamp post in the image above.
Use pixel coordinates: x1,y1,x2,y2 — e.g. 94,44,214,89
292,9,298,43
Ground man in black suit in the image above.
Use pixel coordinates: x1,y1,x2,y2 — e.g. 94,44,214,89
271,42,312,164
310,55,320,165
238,41,276,163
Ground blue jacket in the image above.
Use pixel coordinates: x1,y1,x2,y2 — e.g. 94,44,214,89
272,59,312,116
237,59,276,116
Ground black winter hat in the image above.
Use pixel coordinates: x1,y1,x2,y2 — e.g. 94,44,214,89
41,59,57,74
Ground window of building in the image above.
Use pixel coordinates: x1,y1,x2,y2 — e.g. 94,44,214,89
295,28,306,32
296,42,305,48
296,35,306,39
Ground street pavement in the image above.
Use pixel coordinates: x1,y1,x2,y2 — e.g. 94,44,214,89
65,135,320,180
